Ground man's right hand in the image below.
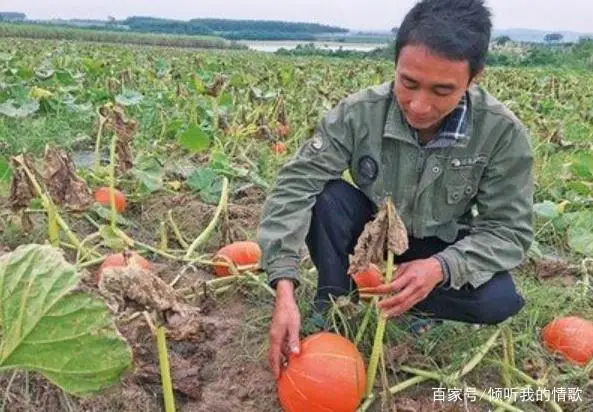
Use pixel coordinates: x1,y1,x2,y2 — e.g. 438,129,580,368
268,279,301,380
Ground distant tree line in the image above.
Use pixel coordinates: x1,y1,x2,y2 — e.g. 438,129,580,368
119,16,348,41
0,12,26,22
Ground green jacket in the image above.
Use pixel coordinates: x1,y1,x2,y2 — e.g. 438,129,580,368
256,81,534,290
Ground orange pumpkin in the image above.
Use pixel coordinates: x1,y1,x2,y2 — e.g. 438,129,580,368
97,251,151,283
352,263,383,289
272,142,287,155
278,332,366,412
94,186,127,213
541,316,593,365
212,240,261,277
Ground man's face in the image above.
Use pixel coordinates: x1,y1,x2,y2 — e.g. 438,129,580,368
394,44,475,132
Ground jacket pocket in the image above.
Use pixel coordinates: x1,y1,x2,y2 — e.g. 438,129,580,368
447,183,477,204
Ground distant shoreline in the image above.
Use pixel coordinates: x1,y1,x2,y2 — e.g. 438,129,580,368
239,40,386,52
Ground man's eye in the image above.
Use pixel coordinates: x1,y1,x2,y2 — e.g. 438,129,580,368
402,79,418,89
434,88,454,96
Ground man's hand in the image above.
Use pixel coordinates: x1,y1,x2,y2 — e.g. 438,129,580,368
360,258,443,318
268,279,301,380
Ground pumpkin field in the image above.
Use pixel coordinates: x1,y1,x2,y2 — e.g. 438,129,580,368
0,38,592,412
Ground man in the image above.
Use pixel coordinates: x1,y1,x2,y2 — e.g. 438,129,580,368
257,0,534,380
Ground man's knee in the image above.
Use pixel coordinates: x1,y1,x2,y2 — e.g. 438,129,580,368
470,273,525,325
316,179,358,208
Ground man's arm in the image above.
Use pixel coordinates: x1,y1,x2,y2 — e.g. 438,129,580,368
257,99,355,288
435,122,535,290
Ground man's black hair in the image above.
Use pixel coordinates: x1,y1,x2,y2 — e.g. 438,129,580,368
395,0,492,78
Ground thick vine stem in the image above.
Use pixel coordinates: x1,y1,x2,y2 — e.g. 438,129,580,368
185,176,229,258
156,325,176,412
93,110,107,172
167,210,189,249
108,126,118,230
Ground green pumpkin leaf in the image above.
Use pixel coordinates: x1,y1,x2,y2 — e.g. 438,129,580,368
0,99,40,118
115,90,143,106
0,244,132,395
186,167,223,204
178,126,211,153
99,225,127,251
533,201,560,220
568,227,593,257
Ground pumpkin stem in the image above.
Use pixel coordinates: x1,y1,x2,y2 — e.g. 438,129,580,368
365,248,394,397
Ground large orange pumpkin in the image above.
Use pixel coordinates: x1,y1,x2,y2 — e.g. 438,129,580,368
212,240,261,277
94,186,127,213
541,316,593,365
97,251,151,283
277,332,366,412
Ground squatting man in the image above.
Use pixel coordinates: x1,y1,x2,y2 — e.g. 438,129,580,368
256,0,534,379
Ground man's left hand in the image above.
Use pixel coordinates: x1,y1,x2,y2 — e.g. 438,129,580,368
360,257,443,318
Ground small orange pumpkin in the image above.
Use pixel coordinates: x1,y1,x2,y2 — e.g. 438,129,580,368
352,263,383,289
277,332,366,412
212,240,261,277
97,251,151,283
272,142,287,155
94,186,127,213
541,316,593,365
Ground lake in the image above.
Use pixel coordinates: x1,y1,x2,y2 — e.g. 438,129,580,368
238,40,386,53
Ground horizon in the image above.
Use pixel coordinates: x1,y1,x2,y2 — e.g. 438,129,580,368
1,0,591,34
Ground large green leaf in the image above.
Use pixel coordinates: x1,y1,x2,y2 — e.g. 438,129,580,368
0,244,132,395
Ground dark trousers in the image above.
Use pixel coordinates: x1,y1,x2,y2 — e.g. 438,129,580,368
304,180,525,325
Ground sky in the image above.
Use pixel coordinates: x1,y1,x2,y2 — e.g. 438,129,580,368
3,0,591,33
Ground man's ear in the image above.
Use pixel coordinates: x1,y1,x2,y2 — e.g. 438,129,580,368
469,69,484,86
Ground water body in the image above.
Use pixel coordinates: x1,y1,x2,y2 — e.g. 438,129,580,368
239,40,385,53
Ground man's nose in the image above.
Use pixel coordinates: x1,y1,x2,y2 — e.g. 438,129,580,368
410,98,431,115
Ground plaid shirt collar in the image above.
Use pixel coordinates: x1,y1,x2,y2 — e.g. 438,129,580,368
412,93,469,148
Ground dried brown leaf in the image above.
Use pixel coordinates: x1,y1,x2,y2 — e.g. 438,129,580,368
8,155,37,211
348,197,408,276
99,265,202,342
276,95,288,126
100,104,137,174
42,144,93,211
206,74,225,97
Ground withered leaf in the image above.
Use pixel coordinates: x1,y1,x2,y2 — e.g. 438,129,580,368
348,197,408,277
99,265,202,342
100,104,137,175
8,155,37,212
42,144,93,211
206,74,226,97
